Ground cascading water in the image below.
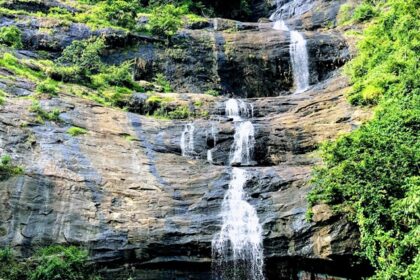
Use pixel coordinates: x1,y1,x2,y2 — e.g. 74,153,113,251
273,19,310,93
225,98,253,121
212,168,264,280
230,121,255,166
212,98,264,280
180,123,195,157
290,30,310,93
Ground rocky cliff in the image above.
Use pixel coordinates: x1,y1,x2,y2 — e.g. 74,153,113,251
0,0,372,279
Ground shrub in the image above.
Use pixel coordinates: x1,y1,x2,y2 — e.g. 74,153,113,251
29,245,94,280
90,61,134,88
30,101,61,123
75,0,140,30
205,89,219,96
36,79,59,95
0,26,23,48
167,105,190,119
0,154,23,180
57,37,105,77
67,126,87,136
147,4,187,37
153,73,172,92
309,1,420,279
352,2,377,23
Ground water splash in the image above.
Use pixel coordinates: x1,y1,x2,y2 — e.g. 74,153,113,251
225,99,253,121
273,20,289,31
230,121,255,166
212,168,264,280
180,123,195,157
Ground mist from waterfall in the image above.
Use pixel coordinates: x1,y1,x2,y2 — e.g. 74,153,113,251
212,168,264,280
273,19,310,93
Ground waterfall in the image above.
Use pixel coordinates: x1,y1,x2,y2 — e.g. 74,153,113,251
290,30,310,93
230,121,255,166
180,123,195,157
212,168,264,280
225,98,253,121
273,19,310,93
212,98,264,279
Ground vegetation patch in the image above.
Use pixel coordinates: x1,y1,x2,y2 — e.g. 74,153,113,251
0,245,101,280
308,1,420,279
30,101,61,123
0,154,23,180
0,26,23,48
67,126,87,137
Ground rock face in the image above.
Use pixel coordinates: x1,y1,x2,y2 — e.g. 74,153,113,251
0,0,372,279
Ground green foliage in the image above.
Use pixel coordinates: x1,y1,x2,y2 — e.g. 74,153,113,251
0,89,6,105
90,61,136,89
76,0,140,30
0,154,24,180
352,2,377,23
0,246,100,280
57,37,105,77
153,73,172,92
345,0,419,105
0,53,44,81
0,25,23,48
166,105,190,119
30,101,61,123
147,4,187,37
309,1,420,279
205,89,219,96
67,126,87,137
36,78,59,95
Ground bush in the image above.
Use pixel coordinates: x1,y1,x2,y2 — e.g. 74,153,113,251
0,26,23,48
147,4,187,37
0,245,100,280
0,89,6,105
36,79,59,95
29,245,95,280
352,2,377,23
57,37,105,77
75,0,140,30
309,1,420,279
67,126,87,136
167,105,190,119
30,101,61,123
90,61,134,88
0,154,23,180
153,73,172,92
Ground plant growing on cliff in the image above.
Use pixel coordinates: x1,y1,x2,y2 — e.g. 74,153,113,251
153,73,172,92
0,246,101,280
57,37,105,78
67,126,88,137
308,0,420,279
147,4,186,37
0,25,23,48
0,155,24,180
30,101,61,123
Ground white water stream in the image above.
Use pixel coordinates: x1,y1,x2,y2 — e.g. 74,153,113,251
273,19,310,93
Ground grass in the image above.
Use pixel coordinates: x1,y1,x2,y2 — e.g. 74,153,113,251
67,126,87,137
30,101,61,123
